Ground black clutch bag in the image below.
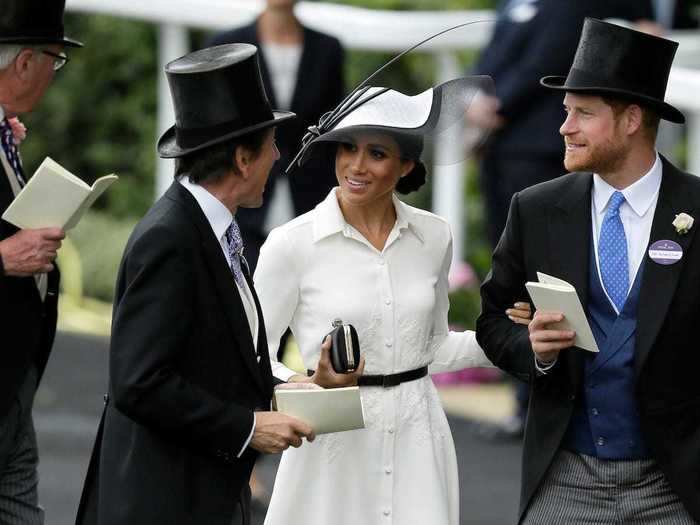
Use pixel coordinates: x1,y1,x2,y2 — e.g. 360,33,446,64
325,318,361,374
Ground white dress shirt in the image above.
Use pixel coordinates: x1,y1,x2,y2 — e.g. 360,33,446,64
178,176,258,457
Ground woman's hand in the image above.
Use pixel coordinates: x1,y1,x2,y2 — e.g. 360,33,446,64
308,336,365,389
506,302,532,326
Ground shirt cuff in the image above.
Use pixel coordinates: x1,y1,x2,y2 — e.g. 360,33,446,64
534,354,557,375
236,412,256,458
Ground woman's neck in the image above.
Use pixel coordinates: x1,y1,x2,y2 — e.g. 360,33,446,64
258,8,303,45
337,191,397,252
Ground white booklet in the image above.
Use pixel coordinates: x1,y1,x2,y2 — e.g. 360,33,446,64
1,157,118,231
525,271,599,353
274,386,365,435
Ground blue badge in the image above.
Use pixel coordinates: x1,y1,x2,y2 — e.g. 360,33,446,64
648,240,683,265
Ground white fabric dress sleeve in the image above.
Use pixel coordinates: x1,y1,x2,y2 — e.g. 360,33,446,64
254,228,301,382
428,233,495,374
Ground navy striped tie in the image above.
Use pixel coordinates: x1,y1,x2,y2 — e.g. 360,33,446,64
0,118,26,187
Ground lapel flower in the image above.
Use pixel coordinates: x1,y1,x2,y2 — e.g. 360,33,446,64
7,117,26,145
672,212,694,235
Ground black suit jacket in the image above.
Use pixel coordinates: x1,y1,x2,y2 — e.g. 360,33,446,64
76,182,275,525
476,158,700,522
474,0,653,156
0,159,60,420
208,22,345,235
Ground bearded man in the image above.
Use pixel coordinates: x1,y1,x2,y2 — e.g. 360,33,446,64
477,18,699,524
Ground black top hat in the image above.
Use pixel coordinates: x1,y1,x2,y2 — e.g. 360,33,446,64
158,44,295,159
0,0,82,48
541,18,684,123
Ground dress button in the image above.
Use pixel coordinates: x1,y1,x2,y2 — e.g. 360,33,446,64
383,509,391,516
379,259,385,265
387,427,394,434
385,299,392,305
385,467,392,474
592,408,599,416
568,393,576,401
597,437,605,446
385,341,393,348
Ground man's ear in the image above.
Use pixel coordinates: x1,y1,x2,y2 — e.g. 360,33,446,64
12,49,36,82
624,104,643,136
234,145,251,179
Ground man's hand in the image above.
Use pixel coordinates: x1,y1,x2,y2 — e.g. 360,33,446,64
249,412,315,454
528,311,575,364
466,93,505,130
309,335,365,389
0,227,65,276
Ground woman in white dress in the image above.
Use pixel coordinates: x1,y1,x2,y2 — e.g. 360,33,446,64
255,82,530,525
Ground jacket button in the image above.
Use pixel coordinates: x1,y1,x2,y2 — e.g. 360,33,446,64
569,393,576,401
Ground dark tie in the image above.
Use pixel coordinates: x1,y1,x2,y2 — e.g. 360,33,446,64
225,219,246,287
0,118,26,187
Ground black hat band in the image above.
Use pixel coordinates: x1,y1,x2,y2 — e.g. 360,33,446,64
174,108,274,149
565,67,667,101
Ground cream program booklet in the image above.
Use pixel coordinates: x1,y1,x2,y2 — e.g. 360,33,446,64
2,157,118,230
274,386,365,435
525,272,599,353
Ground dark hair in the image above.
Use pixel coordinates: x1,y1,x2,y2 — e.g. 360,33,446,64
395,161,427,194
174,127,270,184
393,132,427,195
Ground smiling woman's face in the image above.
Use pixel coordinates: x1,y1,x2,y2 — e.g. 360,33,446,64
334,132,414,208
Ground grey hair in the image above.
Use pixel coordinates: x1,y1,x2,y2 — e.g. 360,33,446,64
0,45,41,71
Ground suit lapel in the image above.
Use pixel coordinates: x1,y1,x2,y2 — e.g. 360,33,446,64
166,183,266,392
245,272,274,396
635,159,698,377
289,27,317,113
246,21,277,108
548,172,593,392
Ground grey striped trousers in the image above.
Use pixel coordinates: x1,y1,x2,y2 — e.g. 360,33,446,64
0,403,43,525
522,450,696,524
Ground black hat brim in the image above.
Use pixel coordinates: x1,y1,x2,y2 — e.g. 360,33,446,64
158,110,295,159
0,36,83,48
540,75,685,124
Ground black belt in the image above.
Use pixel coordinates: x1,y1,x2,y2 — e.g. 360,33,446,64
307,366,428,388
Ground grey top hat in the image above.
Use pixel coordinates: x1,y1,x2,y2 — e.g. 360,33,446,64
541,18,684,123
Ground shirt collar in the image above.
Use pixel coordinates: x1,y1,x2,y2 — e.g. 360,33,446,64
313,187,424,243
178,176,233,241
592,152,662,218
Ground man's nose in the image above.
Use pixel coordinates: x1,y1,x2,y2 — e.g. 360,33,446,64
560,113,576,136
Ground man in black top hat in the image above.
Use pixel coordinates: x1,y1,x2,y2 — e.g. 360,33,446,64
75,44,346,525
0,1,81,524
477,18,699,523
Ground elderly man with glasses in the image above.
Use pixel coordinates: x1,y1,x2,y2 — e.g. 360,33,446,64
0,1,81,524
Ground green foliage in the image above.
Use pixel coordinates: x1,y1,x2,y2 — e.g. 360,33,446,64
65,210,137,302
447,287,482,329
21,14,158,220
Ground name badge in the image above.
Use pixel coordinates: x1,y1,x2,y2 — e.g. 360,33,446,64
648,240,683,265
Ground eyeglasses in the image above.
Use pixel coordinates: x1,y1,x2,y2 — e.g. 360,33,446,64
42,50,69,71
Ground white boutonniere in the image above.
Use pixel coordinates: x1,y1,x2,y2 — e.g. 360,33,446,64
672,212,694,235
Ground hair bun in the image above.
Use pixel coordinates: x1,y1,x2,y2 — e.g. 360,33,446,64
395,161,427,194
